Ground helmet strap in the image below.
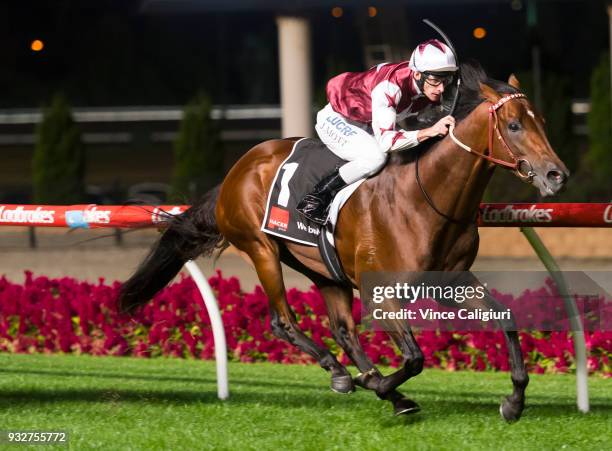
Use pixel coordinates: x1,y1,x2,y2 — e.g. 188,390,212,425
415,73,426,92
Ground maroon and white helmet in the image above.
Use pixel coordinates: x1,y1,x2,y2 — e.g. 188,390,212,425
408,39,458,73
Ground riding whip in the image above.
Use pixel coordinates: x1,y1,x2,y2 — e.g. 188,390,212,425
423,19,461,116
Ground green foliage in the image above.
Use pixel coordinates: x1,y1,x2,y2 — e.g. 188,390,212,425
32,94,85,204
586,52,612,184
171,93,223,201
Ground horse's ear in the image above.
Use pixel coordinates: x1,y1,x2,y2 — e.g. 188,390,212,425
479,82,501,102
508,74,521,89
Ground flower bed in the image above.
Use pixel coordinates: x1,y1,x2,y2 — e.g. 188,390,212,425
0,271,609,377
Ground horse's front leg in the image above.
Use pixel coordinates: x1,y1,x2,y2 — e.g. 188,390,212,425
460,291,528,422
499,327,529,421
434,273,529,422
315,281,379,392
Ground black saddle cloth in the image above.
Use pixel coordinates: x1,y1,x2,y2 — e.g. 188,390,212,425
261,137,346,246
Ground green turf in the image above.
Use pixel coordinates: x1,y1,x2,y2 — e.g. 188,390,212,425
0,354,609,451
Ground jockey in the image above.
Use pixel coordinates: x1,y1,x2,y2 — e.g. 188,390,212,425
296,39,458,225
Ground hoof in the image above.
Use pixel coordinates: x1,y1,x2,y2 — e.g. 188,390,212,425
393,397,421,416
499,397,523,423
331,375,354,394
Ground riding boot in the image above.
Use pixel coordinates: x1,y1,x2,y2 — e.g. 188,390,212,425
296,168,348,225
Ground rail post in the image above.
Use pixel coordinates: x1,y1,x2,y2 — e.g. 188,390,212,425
520,227,589,413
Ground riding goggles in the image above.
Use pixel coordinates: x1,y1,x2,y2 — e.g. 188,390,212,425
423,72,454,87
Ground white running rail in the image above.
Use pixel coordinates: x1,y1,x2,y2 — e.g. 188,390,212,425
184,260,229,400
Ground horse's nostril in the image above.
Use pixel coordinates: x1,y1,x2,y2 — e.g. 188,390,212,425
547,170,566,185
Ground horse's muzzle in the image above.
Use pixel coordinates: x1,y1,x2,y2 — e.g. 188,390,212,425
532,163,569,197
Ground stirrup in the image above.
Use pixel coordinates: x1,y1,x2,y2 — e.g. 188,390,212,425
296,195,329,225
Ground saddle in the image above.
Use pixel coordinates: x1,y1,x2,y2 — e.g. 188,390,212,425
261,138,362,285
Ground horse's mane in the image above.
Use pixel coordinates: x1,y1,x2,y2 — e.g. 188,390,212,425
453,59,520,121
389,59,520,165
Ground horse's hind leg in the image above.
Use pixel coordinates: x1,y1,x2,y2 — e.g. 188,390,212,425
316,280,421,415
246,240,353,393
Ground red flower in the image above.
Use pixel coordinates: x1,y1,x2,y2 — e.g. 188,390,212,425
0,271,609,376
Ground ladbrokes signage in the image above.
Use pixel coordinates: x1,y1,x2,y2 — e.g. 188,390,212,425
82,206,111,224
0,206,55,224
479,202,612,227
480,204,553,223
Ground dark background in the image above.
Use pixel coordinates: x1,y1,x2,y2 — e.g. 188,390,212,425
0,0,609,203
0,0,606,106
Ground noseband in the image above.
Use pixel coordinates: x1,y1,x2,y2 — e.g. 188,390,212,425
450,92,536,182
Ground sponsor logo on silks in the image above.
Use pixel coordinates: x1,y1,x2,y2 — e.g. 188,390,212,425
326,116,359,137
152,206,184,223
296,221,320,235
0,206,55,224
604,205,612,224
65,206,112,228
268,206,289,232
321,124,349,147
481,205,553,223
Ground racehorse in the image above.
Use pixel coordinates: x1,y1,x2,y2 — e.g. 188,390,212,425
119,62,568,421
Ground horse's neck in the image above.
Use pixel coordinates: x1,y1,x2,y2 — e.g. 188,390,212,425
410,102,493,223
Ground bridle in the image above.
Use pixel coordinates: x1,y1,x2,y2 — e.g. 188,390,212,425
449,92,535,181
416,92,535,225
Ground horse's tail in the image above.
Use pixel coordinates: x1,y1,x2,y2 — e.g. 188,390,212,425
118,185,227,314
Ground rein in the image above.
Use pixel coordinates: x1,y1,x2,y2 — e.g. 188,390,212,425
415,153,476,225
416,92,532,225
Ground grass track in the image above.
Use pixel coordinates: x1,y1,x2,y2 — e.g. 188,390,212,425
0,354,609,450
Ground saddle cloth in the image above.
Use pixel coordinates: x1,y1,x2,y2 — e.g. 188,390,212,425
261,137,364,247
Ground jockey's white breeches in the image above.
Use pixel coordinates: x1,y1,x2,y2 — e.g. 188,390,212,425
315,103,387,184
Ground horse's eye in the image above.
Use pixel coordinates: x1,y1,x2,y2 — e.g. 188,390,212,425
508,121,521,132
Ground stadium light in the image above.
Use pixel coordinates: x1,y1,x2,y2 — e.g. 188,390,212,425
473,27,486,39
331,7,343,18
30,39,44,52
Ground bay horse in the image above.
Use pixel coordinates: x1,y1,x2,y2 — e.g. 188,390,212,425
119,62,568,421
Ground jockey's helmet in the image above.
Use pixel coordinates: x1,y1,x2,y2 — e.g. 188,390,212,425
408,39,458,73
